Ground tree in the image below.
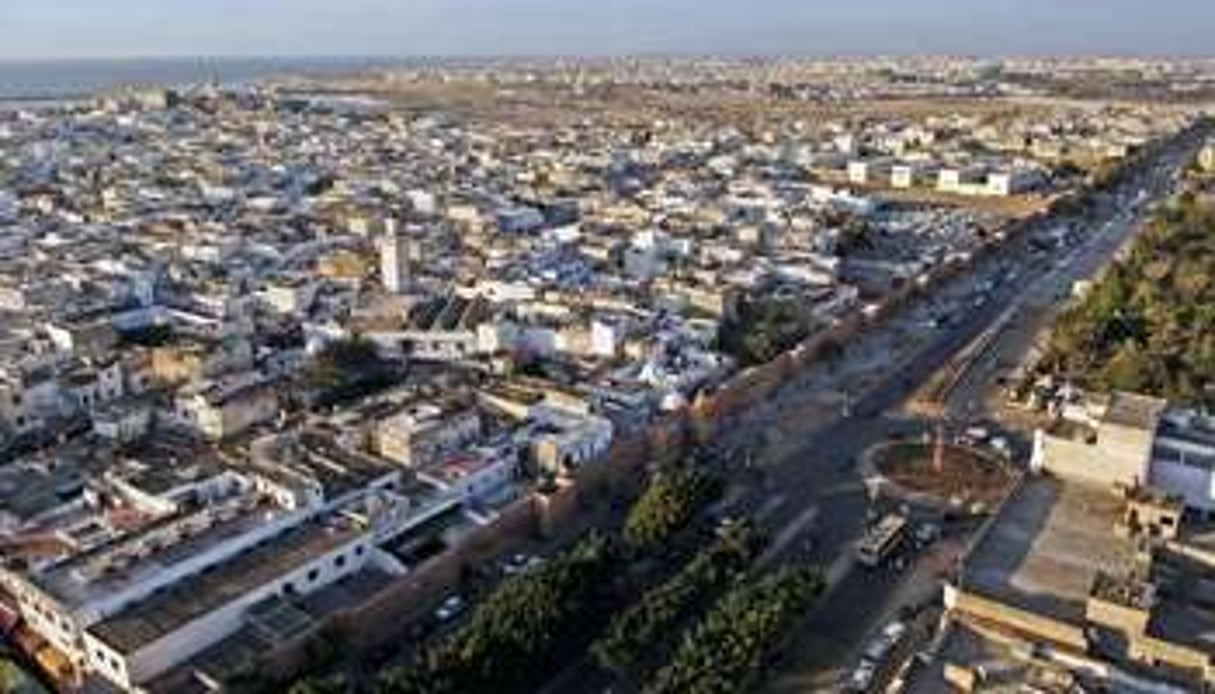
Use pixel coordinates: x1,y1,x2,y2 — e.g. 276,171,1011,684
303,337,396,406
1042,196,1215,408
1104,342,1153,393
623,468,722,553
644,567,824,694
718,297,818,367
0,660,28,693
380,535,622,694
287,673,349,694
591,523,762,679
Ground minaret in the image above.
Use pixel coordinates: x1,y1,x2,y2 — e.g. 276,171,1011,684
380,222,410,294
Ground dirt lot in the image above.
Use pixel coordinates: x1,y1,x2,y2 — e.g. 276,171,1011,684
289,77,1059,131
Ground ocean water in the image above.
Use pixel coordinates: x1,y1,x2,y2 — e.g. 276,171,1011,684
0,57,403,101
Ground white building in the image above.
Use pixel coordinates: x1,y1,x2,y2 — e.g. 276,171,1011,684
891,164,917,189
173,375,279,441
1150,410,1215,514
1033,392,1215,515
847,161,869,185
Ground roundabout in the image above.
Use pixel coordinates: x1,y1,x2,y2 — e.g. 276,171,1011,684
861,437,1016,512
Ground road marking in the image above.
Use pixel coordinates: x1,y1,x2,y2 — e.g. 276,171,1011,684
823,550,856,589
757,504,819,569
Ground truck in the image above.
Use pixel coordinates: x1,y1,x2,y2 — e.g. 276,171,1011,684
856,513,909,568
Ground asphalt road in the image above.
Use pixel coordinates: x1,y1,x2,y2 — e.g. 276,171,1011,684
538,125,1206,694
731,127,1207,691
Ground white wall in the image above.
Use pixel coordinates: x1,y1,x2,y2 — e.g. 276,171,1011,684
78,508,309,626
97,533,372,688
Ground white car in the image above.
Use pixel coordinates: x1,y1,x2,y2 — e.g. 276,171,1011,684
882,621,907,642
435,595,466,622
864,637,892,662
990,437,1012,457
848,661,877,691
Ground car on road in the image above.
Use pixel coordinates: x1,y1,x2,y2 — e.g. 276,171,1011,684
863,626,902,662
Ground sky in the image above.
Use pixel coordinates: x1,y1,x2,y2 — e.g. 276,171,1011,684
0,0,1212,60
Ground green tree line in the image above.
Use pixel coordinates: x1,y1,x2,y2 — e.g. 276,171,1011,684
591,523,762,680
644,567,825,694
1043,195,1215,407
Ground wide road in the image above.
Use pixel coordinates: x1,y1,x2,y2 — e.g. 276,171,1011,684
731,125,1209,691
539,123,1207,694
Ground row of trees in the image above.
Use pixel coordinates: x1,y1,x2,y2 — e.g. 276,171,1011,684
1043,195,1215,407
279,461,823,694
377,466,727,694
622,467,723,552
644,567,825,694
379,535,621,694
591,523,762,681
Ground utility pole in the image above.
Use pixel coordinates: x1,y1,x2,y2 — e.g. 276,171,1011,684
933,418,947,475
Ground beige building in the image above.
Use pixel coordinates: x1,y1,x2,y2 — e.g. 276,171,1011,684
174,376,279,440
1031,391,1166,491
376,403,482,468
941,477,1214,691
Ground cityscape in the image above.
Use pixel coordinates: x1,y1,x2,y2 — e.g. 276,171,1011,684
1,5,1215,694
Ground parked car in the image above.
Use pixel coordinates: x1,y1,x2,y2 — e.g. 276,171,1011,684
881,620,907,642
914,522,941,548
848,661,877,692
502,553,540,576
864,636,893,662
435,595,466,622
990,436,1012,458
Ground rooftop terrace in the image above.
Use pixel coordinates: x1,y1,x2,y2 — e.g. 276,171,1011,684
959,476,1139,624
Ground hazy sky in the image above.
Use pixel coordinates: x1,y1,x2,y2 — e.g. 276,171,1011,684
0,0,1211,60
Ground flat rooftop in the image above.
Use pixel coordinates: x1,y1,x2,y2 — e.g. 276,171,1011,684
1154,415,1215,472
1101,391,1167,431
1148,552,1215,655
958,476,1138,624
89,514,366,654
34,498,291,609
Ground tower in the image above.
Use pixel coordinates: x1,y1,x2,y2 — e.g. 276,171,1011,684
380,224,410,294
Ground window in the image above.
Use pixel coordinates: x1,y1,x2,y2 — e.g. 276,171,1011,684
355,545,365,557
307,569,319,582
334,554,346,568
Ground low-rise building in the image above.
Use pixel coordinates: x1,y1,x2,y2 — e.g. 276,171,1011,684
173,374,279,440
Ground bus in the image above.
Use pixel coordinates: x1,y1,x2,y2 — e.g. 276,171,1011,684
856,514,909,568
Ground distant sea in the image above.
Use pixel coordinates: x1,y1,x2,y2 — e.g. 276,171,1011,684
0,56,404,103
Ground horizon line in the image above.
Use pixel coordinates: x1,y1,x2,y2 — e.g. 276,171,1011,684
3,51,1215,65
